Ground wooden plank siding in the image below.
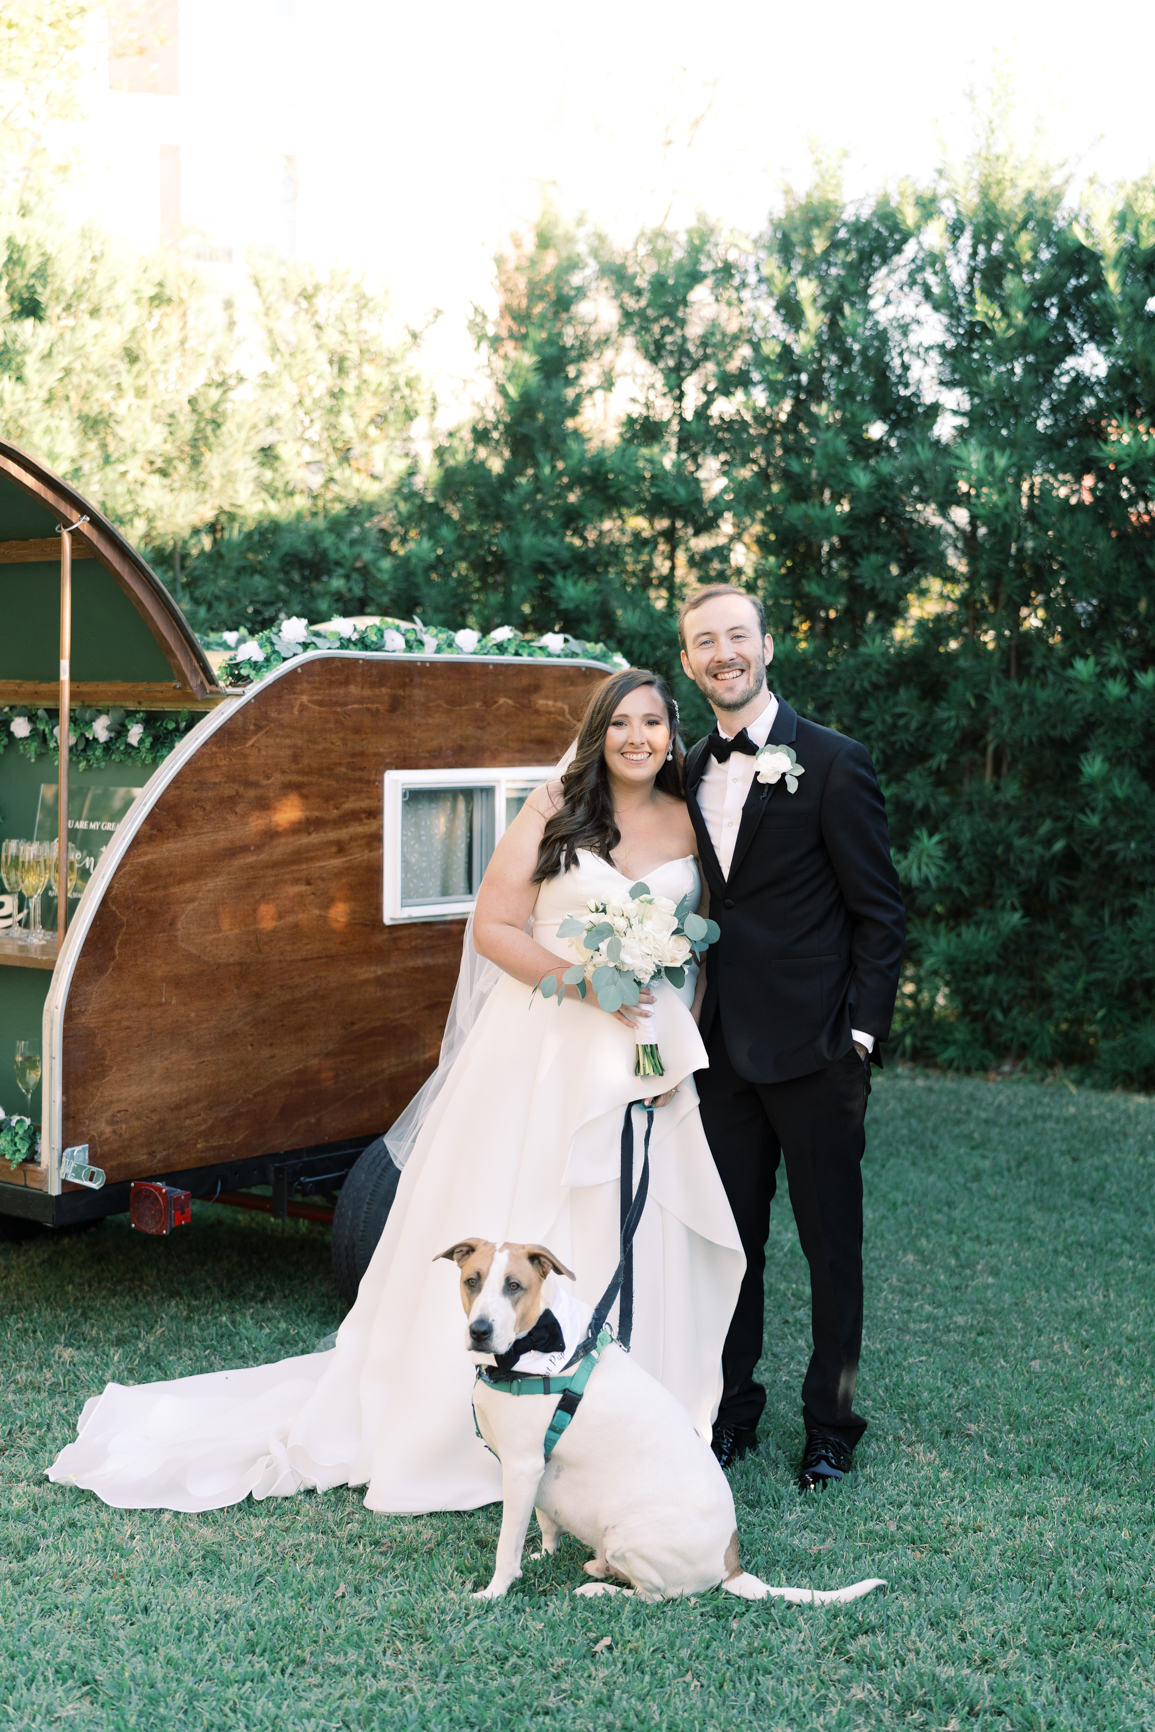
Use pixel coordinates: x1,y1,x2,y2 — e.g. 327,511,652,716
58,655,607,1185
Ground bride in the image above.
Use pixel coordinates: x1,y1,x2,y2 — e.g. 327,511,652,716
49,668,744,1515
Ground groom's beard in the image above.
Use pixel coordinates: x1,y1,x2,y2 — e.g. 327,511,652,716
697,659,768,715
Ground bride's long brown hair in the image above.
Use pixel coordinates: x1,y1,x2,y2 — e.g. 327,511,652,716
533,668,684,883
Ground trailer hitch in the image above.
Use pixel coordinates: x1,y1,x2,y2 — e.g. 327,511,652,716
60,1145,105,1190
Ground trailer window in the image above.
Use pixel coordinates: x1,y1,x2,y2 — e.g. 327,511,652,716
383,765,555,922
400,786,495,908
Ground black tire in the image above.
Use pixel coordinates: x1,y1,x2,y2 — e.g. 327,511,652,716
331,1136,400,1305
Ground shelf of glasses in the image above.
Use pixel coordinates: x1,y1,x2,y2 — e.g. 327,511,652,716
0,931,58,969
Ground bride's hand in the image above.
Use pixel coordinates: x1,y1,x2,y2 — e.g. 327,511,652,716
611,987,655,1030
643,1085,680,1109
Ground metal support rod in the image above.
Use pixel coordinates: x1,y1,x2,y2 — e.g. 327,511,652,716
55,515,88,949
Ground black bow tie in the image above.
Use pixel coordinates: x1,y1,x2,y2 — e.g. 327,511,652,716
493,1308,566,1372
708,728,758,763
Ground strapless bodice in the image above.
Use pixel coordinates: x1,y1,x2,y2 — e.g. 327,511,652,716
532,849,700,961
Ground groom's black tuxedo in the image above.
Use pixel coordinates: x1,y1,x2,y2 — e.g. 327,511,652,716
684,699,905,1079
685,698,905,1447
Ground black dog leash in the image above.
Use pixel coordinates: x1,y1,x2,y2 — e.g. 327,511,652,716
563,1099,653,1366
475,1099,655,1461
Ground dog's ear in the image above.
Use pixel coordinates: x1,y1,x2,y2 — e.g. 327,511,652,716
435,1239,483,1267
523,1244,576,1282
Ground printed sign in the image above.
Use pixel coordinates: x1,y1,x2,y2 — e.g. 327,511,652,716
34,785,144,892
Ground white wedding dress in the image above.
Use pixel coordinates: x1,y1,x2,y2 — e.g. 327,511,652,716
49,853,744,1515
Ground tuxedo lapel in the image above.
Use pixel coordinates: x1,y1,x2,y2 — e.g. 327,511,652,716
725,699,799,885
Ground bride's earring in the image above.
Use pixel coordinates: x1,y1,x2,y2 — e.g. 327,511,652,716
665,746,674,761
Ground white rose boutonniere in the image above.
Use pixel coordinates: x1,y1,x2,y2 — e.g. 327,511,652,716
754,743,805,794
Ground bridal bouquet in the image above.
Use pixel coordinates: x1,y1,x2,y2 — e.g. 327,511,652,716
535,882,720,1078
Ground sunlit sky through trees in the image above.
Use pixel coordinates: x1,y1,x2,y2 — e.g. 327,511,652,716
74,0,1155,411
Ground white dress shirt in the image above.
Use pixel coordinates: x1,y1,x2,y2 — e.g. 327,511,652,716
697,693,874,1055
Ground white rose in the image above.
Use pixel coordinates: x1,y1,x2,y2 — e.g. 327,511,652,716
237,641,264,662
421,634,438,654
755,748,793,784
656,932,692,968
536,632,566,654
91,714,112,742
645,905,679,939
278,616,310,644
330,619,358,639
383,629,405,652
127,722,144,747
9,716,32,739
488,625,516,643
221,630,240,648
454,629,480,653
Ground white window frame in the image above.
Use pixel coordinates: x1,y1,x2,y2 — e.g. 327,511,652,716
383,765,556,923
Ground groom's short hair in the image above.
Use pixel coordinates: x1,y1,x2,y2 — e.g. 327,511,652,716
677,585,766,648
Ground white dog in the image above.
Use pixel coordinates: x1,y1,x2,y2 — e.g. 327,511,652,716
439,1237,885,1605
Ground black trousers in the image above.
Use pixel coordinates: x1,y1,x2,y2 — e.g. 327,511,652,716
695,1019,871,1446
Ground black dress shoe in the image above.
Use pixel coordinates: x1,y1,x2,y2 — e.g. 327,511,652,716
711,1425,759,1470
797,1431,853,1492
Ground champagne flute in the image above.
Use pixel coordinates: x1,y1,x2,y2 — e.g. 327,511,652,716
1,839,25,942
47,840,82,920
20,841,50,943
15,1039,41,1112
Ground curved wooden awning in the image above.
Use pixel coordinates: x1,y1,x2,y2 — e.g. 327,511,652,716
0,438,223,709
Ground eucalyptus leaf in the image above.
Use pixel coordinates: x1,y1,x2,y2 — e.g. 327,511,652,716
703,919,720,943
674,894,692,923
556,916,587,937
683,912,708,942
562,965,586,985
540,972,558,999
606,936,622,963
664,965,686,987
619,974,641,1005
591,964,619,993
575,978,587,999
585,922,614,950
628,881,649,900
597,985,624,1013
785,774,798,793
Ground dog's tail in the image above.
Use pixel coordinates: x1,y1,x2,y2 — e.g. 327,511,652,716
722,1573,886,1605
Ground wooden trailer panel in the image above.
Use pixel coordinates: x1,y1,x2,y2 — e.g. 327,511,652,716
50,654,605,1187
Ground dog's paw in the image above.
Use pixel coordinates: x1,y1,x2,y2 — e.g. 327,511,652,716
574,1582,632,1598
471,1583,509,1601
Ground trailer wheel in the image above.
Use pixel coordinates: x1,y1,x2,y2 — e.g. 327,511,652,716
331,1136,400,1305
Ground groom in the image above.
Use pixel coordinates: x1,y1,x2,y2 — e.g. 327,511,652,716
679,585,905,1491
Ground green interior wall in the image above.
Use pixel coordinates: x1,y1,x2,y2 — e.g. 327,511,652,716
0,752,159,1124
0,472,177,684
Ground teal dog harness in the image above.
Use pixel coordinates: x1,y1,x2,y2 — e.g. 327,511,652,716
473,1102,653,1460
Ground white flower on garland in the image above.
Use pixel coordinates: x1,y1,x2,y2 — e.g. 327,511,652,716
237,641,264,662
383,628,405,652
127,722,144,747
329,619,358,639
488,625,516,644
454,629,480,653
536,632,566,654
421,633,438,654
9,715,31,739
52,724,78,746
221,630,240,648
278,617,310,644
91,714,113,743
754,743,805,794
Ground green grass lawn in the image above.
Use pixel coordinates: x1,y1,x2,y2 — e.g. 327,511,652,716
2,1070,1154,1731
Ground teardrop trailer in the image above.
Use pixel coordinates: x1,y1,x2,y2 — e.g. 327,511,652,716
0,439,612,1298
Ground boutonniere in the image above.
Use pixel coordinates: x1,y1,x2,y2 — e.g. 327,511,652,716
754,744,805,793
